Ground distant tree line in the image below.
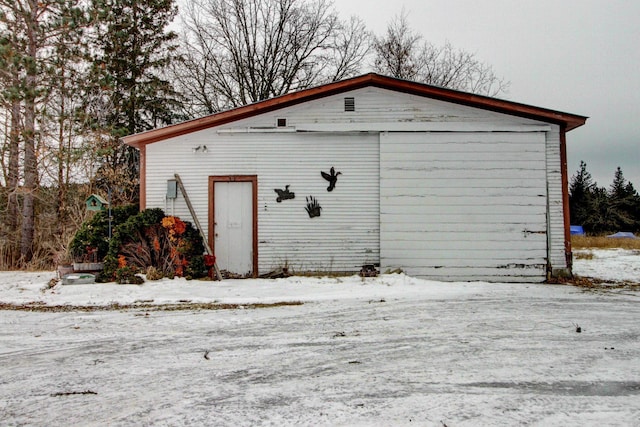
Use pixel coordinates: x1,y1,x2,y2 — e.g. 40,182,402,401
569,161,640,234
1,0,509,269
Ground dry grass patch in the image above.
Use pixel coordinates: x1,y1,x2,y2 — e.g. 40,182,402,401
574,251,594,260
548,275,640,290
0,301,303,312
572,235,640,250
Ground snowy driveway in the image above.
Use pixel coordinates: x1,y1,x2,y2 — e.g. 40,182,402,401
2,278,640,426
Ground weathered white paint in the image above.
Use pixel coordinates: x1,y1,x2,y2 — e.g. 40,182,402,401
143,86,565,281
146,132,380,274
545,125,568,273
380,131,548,282
221,123,552,133
214,181,253,276
219,87,547,130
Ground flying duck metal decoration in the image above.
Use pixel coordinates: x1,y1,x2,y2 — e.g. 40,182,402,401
274,185,295,202
321,167,341,192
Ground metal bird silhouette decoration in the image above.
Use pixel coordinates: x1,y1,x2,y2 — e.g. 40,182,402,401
274,185,295,202
321,167,341,192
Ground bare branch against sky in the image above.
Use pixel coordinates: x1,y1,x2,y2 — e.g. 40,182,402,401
333,0,639,187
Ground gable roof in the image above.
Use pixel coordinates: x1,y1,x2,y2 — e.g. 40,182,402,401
122,73,588,148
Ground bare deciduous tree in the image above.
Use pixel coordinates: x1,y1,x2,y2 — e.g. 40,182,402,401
373,11,508,97
174,0,371,115
325,15,371,82
372,11,421,80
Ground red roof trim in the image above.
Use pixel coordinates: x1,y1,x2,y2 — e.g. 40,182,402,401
122,73,588,148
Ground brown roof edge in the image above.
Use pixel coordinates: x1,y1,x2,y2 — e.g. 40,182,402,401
122,73,588,148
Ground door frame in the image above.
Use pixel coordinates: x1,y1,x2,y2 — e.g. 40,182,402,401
208,175,258,277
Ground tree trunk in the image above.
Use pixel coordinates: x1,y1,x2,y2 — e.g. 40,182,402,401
21,101,36,264
20,0,38,265
6,99,21,265
8,100,20,234
57,78,66,226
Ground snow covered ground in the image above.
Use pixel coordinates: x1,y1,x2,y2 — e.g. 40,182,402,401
1,250,639,426
573,248,640,283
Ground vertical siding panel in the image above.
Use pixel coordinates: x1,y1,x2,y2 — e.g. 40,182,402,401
545,125,567,272
380,131,548,282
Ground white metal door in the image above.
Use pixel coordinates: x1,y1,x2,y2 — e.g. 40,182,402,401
379,131,548,282
214,181,253,276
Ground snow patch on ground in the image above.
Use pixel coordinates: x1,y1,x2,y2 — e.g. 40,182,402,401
573,248,640,283
1,251,639,426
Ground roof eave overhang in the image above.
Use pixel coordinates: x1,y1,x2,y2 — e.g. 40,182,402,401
122,73,587,148
368,75,587,132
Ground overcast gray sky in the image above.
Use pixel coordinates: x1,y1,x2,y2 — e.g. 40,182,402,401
335,0,639,188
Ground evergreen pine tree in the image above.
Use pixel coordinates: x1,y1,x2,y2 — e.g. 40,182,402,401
584,187,612,234
88,0,184,204
607,167,638,231
569,161,595,227
626,181,640,231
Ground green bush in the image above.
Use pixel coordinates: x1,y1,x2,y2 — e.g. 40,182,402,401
70,204,139,262
114,265,144,285
185,255,208,280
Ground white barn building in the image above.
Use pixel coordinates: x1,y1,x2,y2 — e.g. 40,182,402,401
123,74,587,282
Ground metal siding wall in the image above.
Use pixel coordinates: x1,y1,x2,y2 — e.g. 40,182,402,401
222,87,546,130
146,132,380,275
144,88,557,281
380,131,548,282
545,125,567,271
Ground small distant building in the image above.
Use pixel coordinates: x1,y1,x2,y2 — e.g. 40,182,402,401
122,73,587,282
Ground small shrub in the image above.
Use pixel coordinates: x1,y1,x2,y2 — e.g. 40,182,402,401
70,204,139,261
146,266,164,281
114,265,144,285
102,209,207,281
185,255,208,280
